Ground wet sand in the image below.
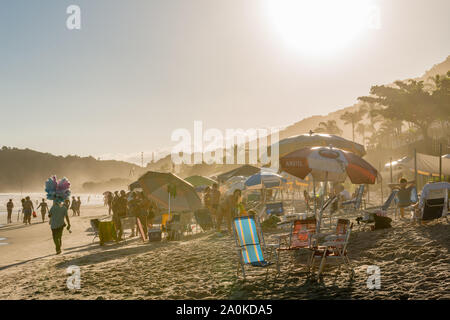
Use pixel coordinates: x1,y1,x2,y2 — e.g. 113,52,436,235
0,205,448,300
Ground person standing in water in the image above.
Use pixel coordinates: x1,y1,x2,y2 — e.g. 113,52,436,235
23,196,34,225
36,198,49,223
6,199,14,224
48,200,71,255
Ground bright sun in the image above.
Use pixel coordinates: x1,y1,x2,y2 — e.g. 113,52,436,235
266,0,376,57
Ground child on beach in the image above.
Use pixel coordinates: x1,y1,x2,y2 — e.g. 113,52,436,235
389,178,416,219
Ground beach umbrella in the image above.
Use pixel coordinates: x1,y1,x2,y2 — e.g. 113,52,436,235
217,165,260,183
280,146,377,184
221,176,246,195
244,171,286,190
184,175,216,188
281,146,378,232
137,171,202,213
275,132,366,158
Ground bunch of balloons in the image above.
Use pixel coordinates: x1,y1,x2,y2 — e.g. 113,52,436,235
45,176,71,203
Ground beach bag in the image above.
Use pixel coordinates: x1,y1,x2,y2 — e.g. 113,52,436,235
148,229,162,242
32,211,37,218
373,215,392,230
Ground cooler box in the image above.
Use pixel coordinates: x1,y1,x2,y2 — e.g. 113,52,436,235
148,228,162,242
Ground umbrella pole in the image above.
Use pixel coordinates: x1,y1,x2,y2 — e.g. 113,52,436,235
324,171,329,228
168,193,171,220
313,177,317,220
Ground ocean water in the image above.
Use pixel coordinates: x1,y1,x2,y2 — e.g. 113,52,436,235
0,193,104,224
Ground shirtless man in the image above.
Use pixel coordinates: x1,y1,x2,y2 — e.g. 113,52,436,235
216,189,242,234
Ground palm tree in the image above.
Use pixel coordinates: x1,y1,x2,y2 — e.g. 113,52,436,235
314,120,343,136
339,107,367,142
356,123,366,146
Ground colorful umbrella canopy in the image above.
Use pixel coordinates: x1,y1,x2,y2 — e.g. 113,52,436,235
136,171,202,212
223,176,247,195
184,175,216,188
244,171,286,189
275,132,366,158
280,147,377,184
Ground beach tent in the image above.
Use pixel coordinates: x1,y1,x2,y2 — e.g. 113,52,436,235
129,180,141,191
217,165,260,183
184,175,216,188
384,153,450,177
136,171,202,213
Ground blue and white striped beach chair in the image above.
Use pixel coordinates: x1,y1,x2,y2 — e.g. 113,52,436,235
232,215,279,280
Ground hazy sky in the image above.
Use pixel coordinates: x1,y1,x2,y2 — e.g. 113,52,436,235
1,0,449,164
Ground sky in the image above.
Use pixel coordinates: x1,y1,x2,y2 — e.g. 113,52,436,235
1,0,449,165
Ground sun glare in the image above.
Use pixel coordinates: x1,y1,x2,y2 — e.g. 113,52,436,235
266,0,375,57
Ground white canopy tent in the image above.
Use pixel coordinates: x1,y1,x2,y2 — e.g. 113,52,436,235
384,153,450,177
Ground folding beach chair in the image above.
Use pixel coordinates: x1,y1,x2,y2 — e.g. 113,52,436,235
357,189,398,230
419,182,449,222
316,195,338,233
309,219,353,279
265,202,284,216
232,215,279,280
341,185,365,212
90,219,100,243
276,217,317,271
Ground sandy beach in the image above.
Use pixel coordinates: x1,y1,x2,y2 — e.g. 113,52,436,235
0,204,448,300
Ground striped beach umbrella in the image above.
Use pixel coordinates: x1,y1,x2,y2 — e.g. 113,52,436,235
276,132,366,158
280,146,377,184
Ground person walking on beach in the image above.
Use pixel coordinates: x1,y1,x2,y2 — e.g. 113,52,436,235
76,196,81,216
127,192,140,237
23,196,34,225
107,192,113,215
20,198,25,223
36,199,49,223
111,191,122,240
48,201,71,255
6,199,14,224
138,192,150,240
113,190,128,240
70,196,77,216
